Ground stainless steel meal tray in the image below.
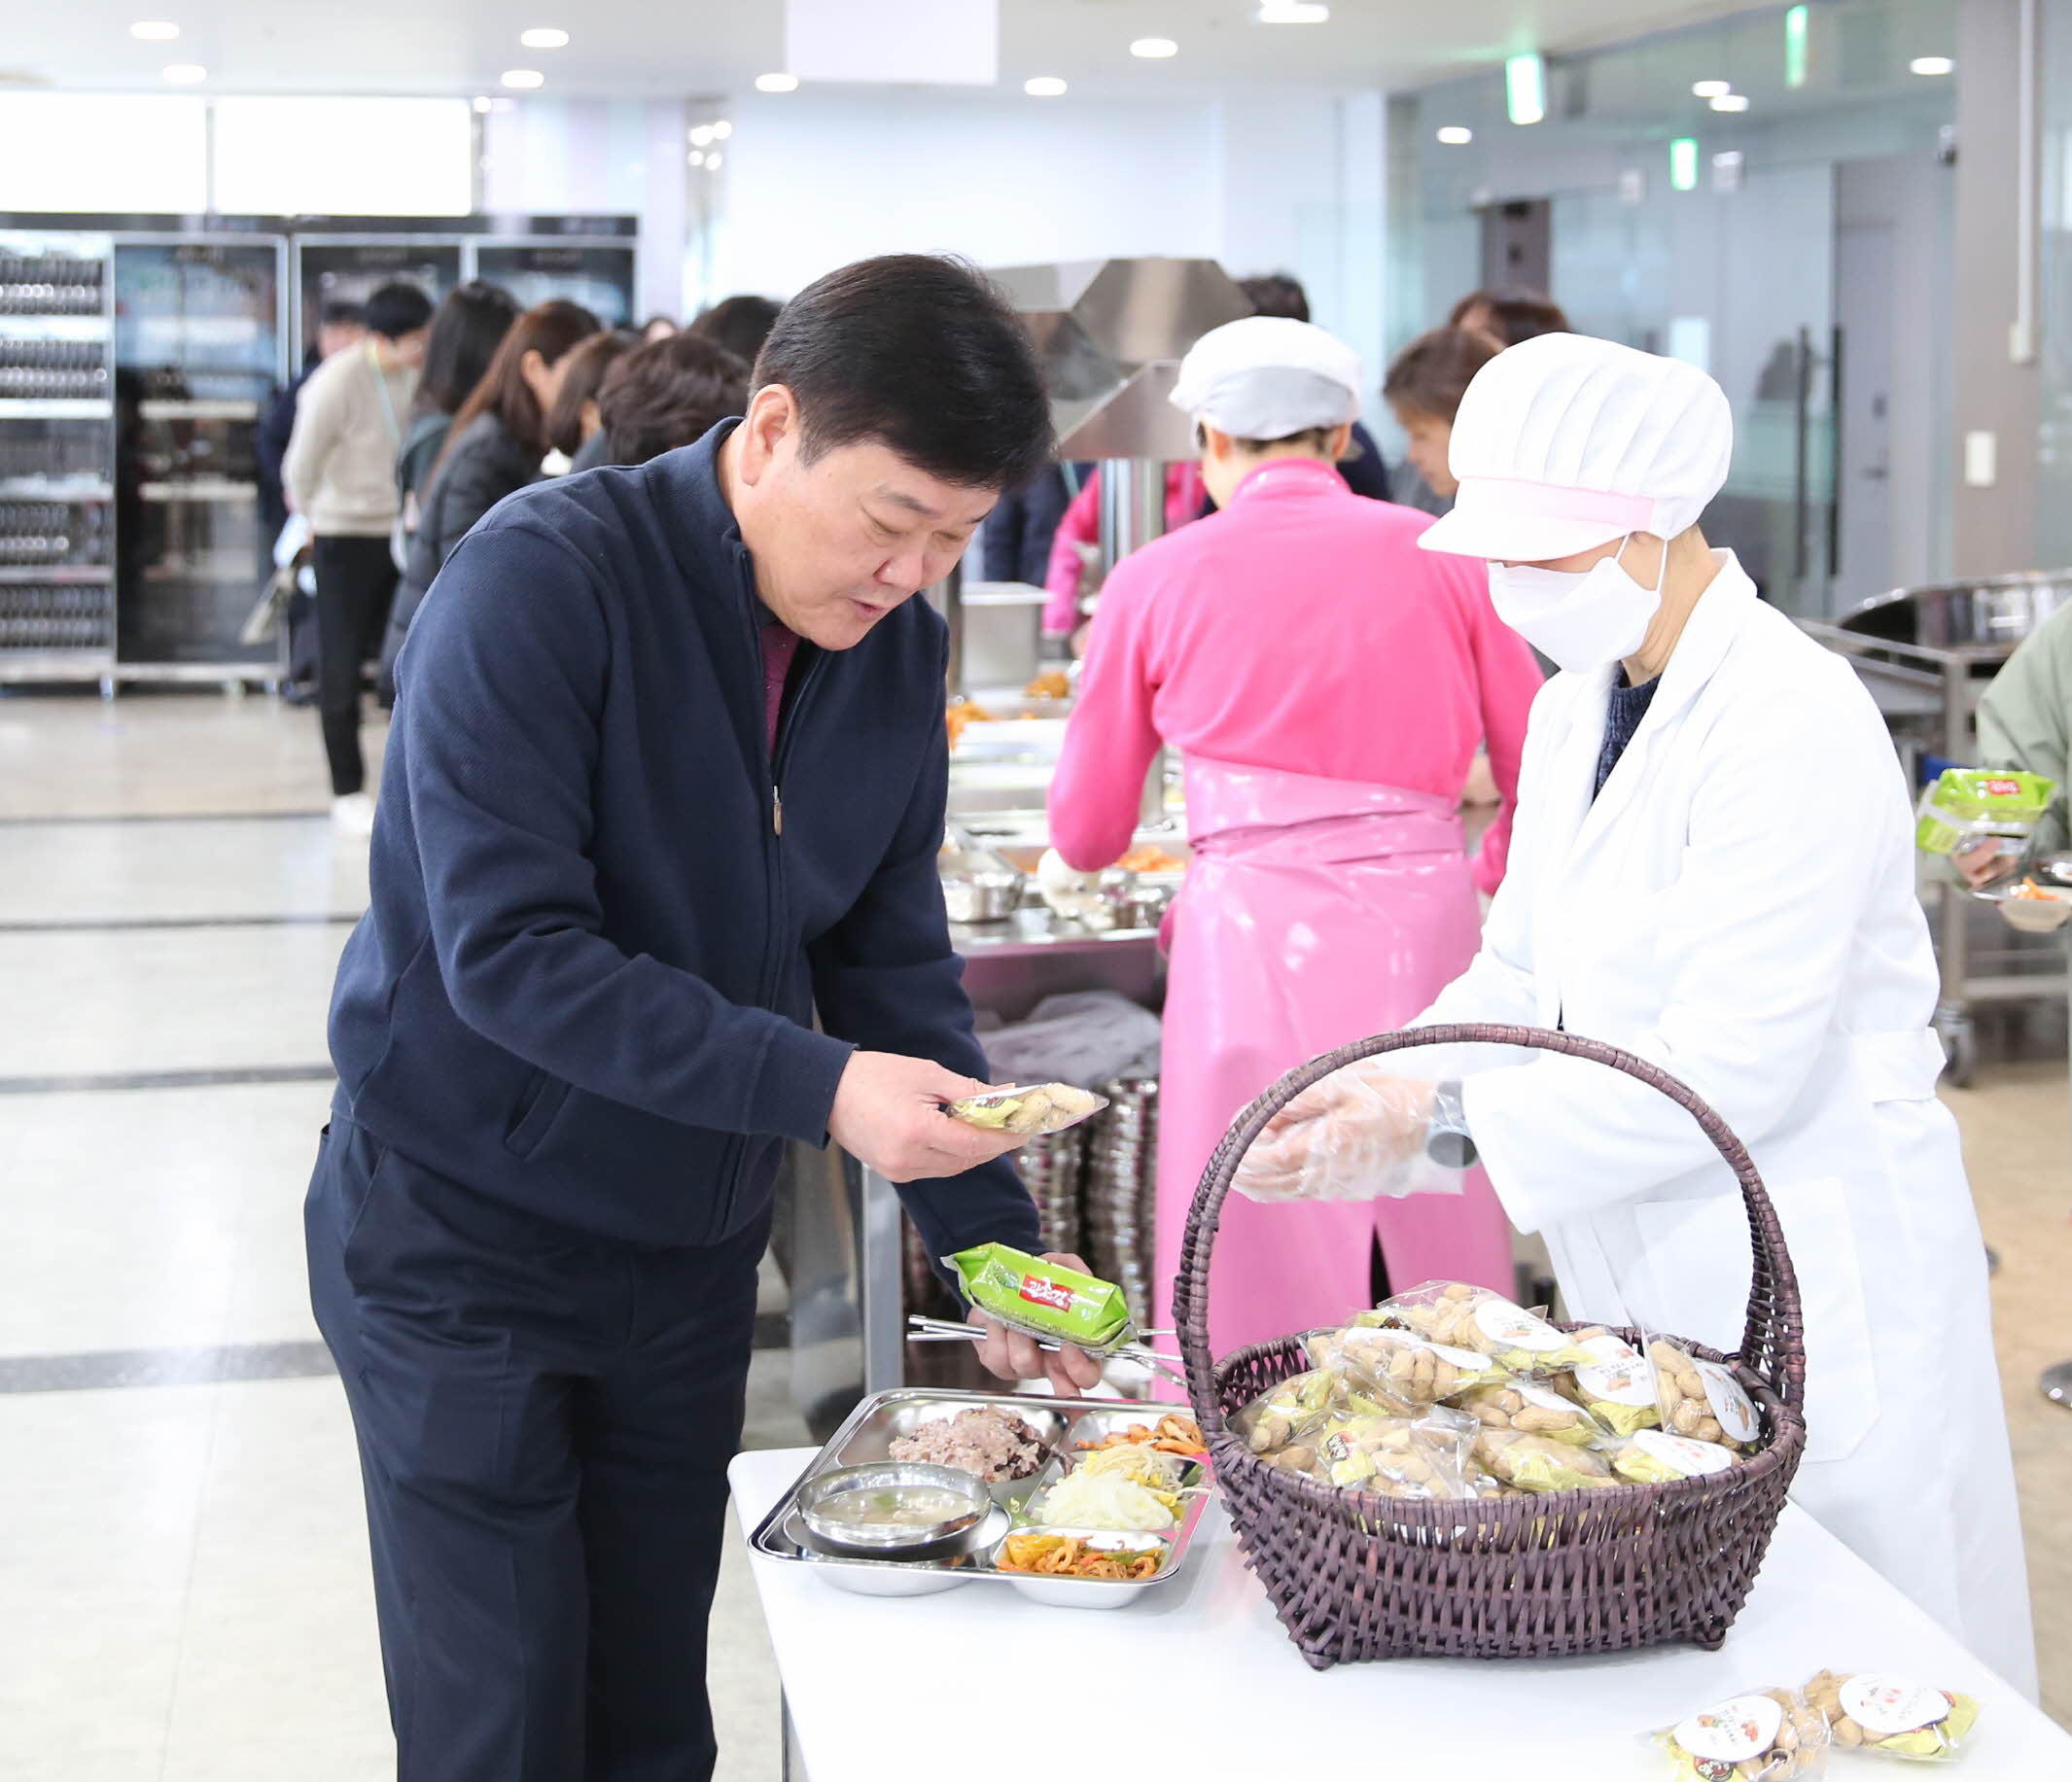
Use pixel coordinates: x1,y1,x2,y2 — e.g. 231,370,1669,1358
749,1390,1212,1608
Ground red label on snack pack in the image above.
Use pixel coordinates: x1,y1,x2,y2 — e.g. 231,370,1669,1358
1019,1276,1074,1313
1982,778,2020,796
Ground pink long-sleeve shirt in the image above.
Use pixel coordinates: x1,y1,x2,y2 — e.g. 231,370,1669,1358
1041,463,1209,635
1048,458,1542,894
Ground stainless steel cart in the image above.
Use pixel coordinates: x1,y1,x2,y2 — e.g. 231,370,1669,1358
1802,571,2072,1084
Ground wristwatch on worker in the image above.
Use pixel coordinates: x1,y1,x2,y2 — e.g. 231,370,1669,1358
1424,1079,1478,1170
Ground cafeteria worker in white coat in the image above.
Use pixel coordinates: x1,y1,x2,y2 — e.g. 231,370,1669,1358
1237,333,2037,1695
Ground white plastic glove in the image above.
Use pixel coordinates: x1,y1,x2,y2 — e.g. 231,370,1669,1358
1036,847,1106,922
1233,1066,1446,1204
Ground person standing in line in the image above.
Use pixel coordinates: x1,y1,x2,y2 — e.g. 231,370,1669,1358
1384,325,1500,509
306,255,1102,1781
282,281,433,835
546,329,640,472
380,299,601,684
394,281,521,532
1044,317,1542,1358
258,299,364,539
585,330,749,468
690,292,783,369
1448,285,1572,347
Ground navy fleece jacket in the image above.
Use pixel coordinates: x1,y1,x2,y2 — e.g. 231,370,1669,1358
327,421,1040,1258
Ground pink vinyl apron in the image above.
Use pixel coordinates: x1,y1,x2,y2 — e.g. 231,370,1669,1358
1152,757,1516,1369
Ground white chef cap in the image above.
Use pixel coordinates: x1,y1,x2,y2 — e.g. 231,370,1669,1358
1169,316,1364,441
1418,332,1734,563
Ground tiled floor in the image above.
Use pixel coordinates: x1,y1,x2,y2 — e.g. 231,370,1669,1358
1,688,2066,1781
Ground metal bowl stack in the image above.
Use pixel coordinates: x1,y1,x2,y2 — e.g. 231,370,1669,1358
1016,1127,1088,1260
1082,1076,1160,1328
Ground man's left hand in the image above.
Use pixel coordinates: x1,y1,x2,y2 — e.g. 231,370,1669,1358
972,1250,1106,1396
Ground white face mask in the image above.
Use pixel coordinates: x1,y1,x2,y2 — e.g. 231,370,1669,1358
1487,535,1666,675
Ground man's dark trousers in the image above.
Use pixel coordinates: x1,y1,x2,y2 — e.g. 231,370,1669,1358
307,1116,766,1781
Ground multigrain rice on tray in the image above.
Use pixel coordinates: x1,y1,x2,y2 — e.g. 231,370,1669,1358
888,1408,1048,1482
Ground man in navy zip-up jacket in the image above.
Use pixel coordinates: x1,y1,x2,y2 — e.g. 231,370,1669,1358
305,257,1099,1782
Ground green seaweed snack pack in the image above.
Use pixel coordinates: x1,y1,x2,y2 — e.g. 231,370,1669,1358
948,1243,1136,1353
1914,768,2055,856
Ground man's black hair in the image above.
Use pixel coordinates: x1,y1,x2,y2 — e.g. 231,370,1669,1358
1240,273,1311,323
319,299,366,329
362,280,436,343
692,294,783,373
753,255,1052,493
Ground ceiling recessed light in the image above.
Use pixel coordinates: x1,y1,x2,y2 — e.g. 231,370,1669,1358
501,68,545,89
755,72,800,93
688,149,706,167
1692,79,1731,98
1257,3,1329,21
1435,125,1474,145
689,123,715,146
130,20,180,41
1025,76,1068,97
1708,92,1750,112
1131,38,1178,58
473,95,493,113
711,120,733,139
707,153,722,170
1910,55,1955,77
518,28,568,50
161,62,206,84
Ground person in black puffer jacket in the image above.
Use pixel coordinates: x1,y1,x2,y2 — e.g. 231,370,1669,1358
379,299,599,694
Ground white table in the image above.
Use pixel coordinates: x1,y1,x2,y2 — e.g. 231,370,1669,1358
731,1448,2068,1778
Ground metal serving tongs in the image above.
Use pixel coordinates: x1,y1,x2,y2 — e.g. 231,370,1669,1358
905,1315,1186,1387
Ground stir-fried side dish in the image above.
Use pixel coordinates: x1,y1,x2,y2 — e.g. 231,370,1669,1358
998,1533,1163,1581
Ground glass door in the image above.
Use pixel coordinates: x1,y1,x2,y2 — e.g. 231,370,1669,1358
113,236,288,665
472,243,636,329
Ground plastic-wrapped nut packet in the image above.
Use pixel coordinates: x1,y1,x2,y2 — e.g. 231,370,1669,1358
1309,1322,1509,1404
1452,1380,1610,1448
1611,1429,1742,1485
1648,1337,1763,1452
946,1083,1109,1137
1368,1278,1596,1376
1559,1327,1664,1436
1801,1671,1982,1761
1650,1687,1831,1780
945,1243,1135,1353
1469,1427,1619,1493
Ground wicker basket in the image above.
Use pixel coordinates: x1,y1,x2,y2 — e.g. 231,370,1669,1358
1175,1024,1809,1669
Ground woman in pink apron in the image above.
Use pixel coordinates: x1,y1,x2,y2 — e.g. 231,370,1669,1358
1046,316,1543,1360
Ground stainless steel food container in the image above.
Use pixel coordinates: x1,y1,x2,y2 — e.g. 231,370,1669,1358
941,870,1022,924
987,1525,1179,1610
795,1461,991,1559
751,1390,1212,1608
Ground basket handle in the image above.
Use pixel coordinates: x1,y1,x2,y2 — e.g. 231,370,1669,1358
1173,1024,1807,1440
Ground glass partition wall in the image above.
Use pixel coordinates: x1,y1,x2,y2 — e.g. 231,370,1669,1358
1387,0,1958,618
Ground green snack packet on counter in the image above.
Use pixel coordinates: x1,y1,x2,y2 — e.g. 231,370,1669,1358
1915,768,2055,856
947,1242,1135,1353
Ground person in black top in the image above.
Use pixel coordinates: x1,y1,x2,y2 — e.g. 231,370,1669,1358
307,256,1097,1782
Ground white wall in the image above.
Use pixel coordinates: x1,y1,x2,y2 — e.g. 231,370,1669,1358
480,96,695,321
711,91,1226,298
479,87,1391,371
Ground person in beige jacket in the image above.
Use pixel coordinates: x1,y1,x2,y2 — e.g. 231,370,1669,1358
283,281,433,833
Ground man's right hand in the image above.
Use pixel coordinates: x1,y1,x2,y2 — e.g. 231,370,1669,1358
826,1051,1025,1183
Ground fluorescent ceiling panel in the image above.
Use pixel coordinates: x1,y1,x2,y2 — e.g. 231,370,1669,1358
212,97,473,216
785,0,999,86
0,95,207,213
